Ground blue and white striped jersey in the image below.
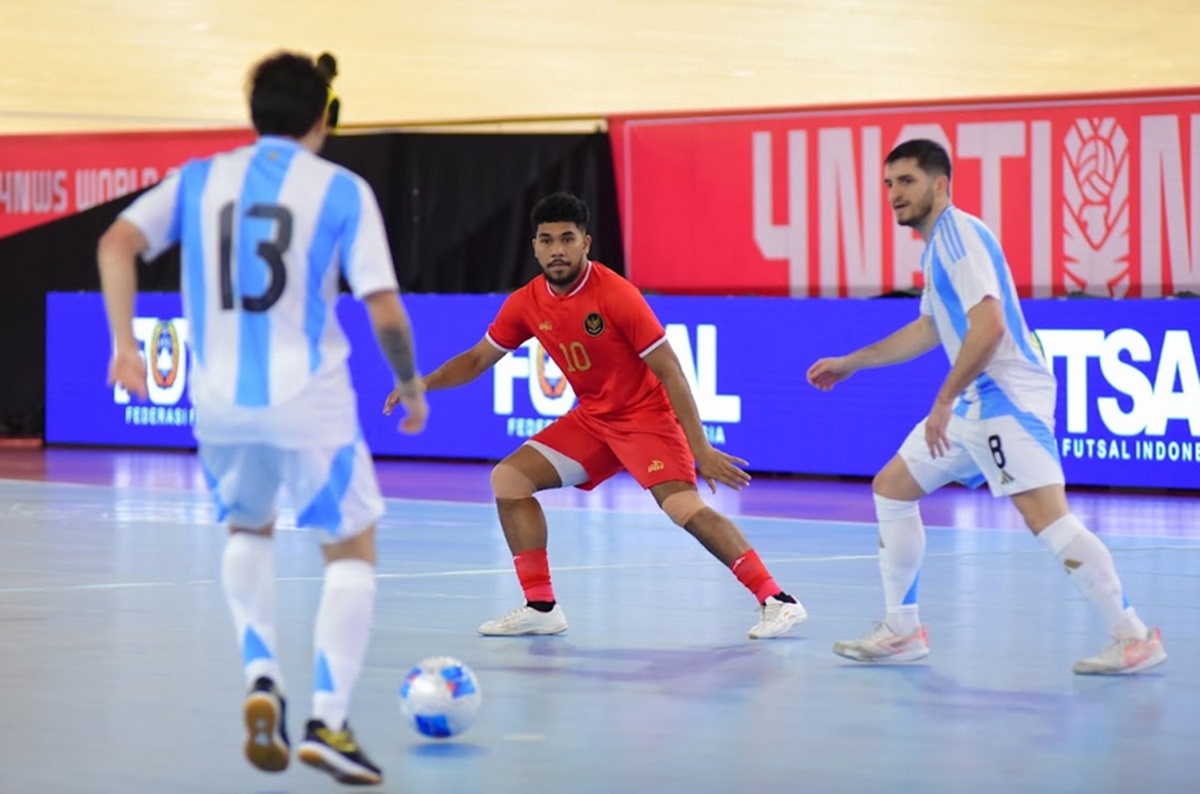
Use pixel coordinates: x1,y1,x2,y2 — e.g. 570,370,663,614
919,206,1056,419
121,135,399,446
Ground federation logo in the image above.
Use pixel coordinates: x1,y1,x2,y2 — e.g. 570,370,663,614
112,315,193,428
584,312,605,337
150,320,181,389
534,343,569,398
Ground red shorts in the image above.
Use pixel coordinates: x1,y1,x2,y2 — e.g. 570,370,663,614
530,407,697,490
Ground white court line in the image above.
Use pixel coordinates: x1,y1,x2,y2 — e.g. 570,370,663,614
4,477,1198,540
3,545,1196,596
0,555,875,595
2,480,1197,597
386,496,1200,546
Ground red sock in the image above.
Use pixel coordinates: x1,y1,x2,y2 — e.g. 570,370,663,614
513,549,555,603
731,549,781,604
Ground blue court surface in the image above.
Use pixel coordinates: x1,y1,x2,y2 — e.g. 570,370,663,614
0,449,1197,793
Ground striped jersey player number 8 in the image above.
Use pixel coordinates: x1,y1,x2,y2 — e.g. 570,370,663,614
989,434,1006,469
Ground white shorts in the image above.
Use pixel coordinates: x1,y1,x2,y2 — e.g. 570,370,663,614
898,412,1064,497
198,438,384,541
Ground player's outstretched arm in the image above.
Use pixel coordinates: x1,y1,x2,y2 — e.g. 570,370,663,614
365,290,429,434
422,337,507,393
644,342,751,493
97,218,150,399
807,314,939,391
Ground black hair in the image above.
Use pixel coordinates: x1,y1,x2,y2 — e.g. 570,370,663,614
314,53,340,129
248,52,329,138
885,138,952,180
315,52,338,81
531,192,590,234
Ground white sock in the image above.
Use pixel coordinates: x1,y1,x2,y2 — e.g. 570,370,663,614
1036,513,1147,640
874,494,925,635
221,532,283,689
312,559,376,728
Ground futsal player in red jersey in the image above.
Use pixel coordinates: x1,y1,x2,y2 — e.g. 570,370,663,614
393,192,806,639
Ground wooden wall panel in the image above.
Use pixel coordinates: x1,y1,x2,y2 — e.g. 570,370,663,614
1,0,1197,133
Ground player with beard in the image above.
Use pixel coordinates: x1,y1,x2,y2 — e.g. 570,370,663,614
806,138,1165,675
402,192,807,639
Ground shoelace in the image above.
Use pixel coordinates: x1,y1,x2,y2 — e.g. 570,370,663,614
757,600,793,623
318,726,359,752
1092,636,1140,663
851,622,900,646
499,605,537,624
869,621,894,638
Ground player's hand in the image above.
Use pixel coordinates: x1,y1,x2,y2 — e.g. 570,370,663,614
383,379,429,434
695,445,752,493
807,355,855,391
382,377,425,415
925,398,953,459
107,346,147,399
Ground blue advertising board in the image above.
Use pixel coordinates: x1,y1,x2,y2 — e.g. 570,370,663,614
46,293,1199,490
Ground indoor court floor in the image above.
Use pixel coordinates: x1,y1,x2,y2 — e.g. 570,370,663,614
0,446,1196,793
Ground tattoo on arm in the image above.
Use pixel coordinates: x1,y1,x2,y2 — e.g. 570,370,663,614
376,326,419,392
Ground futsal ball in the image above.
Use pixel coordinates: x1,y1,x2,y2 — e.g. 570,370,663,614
398,656,482,739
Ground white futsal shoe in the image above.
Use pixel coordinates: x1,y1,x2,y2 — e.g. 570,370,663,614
748,595,808,639
833,621,930,663
478,603,568,636
1073,627,1166,675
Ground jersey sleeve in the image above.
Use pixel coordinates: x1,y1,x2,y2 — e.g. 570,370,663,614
486,290,532,351
948,229,1003,312
119,170,182,261
341,173,400,298
606,277,667,357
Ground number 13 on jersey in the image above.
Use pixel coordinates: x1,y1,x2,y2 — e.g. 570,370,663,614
218,201,293,312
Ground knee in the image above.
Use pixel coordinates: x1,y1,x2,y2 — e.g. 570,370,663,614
660,490,708,527
1022,507,1065,534
872,492,920,522
870,471,889,496
1011,485,1070,534
321,525,377,565
871,467,906,498
872,458,924,502
491,462,538,500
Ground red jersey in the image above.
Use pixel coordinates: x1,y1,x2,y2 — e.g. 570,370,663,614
486,261,671,418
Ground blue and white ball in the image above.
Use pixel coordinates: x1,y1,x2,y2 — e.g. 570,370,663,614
398,656,482,739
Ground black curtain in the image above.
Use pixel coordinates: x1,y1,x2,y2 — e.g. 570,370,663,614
382,132,623,292
0,193,172,436
0,130,622,437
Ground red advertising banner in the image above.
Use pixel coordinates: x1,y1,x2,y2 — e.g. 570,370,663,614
0,128,254,238
610,90,1200,297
